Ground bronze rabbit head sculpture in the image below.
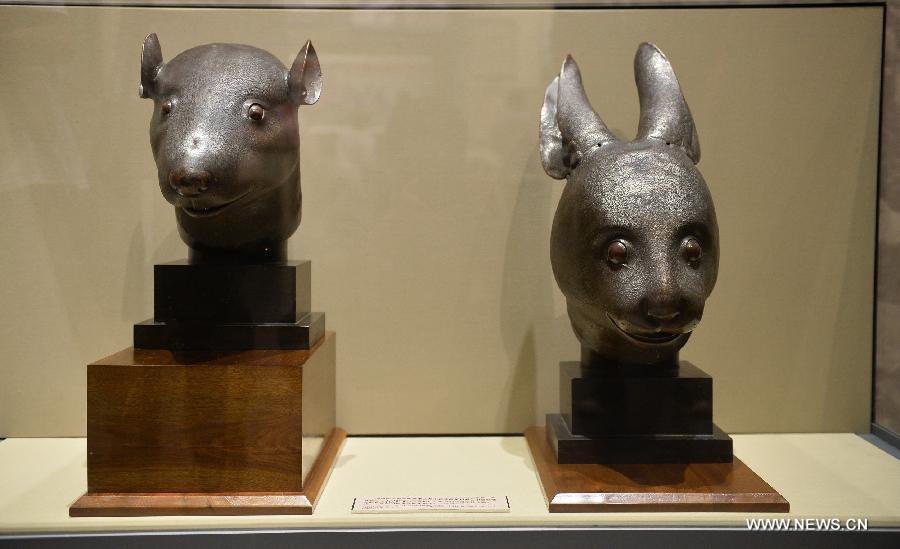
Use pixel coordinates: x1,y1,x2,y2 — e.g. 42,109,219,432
540,43,719,367
140,34,323,263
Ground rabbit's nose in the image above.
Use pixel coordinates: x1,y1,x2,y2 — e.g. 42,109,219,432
647,309,680,322
641,294,683,327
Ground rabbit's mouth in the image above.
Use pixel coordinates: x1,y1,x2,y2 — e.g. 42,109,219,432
608,314,682,345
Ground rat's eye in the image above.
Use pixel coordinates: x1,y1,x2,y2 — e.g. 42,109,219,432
606,239,629,266
682,237,702,265
160,100,173,115
248,103,265,121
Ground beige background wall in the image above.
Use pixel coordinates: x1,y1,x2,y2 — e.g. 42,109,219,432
0,5,881,436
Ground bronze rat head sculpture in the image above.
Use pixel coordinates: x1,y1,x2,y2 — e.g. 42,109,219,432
540,43,719,367
139,34,322,263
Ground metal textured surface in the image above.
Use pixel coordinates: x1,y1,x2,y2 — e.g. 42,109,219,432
540,43,718,366
140,34,323,263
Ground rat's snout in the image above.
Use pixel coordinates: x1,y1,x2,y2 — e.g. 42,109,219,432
168,169,211,197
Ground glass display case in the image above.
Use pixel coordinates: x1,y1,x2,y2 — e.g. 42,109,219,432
0,0,896,546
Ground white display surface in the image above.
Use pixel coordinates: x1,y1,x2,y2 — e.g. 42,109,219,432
0,434,898,533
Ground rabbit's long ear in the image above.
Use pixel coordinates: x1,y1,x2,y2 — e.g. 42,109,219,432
540,55,617,179
634,43,700,163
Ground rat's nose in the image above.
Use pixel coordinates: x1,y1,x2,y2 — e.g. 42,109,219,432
169,169,211,197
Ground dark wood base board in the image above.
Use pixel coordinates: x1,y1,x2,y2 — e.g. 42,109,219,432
70,428,346,517
525,426,789,513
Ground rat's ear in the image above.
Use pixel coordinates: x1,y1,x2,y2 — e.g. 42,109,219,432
139,33,163,99
540,55,618,179
634,43,700,163
288,40,323,106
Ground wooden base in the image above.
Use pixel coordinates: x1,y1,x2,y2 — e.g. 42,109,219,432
526,426,789,513
70,428,346,516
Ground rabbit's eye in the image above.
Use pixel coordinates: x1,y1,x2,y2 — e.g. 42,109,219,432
160,100,173,115
248,103,266,121
682,237,702,265
606,240,628,266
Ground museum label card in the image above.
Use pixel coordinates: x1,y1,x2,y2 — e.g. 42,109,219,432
351,496,510,514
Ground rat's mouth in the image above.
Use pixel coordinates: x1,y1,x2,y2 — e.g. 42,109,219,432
179,192,249,218
607,314,683,345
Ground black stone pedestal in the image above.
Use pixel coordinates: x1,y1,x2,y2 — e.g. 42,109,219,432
560,361,712,436
153,260,311,324
134,313,325,351
528,358,786,513
547,414,732,464
550,359,733,464
134,260,325,351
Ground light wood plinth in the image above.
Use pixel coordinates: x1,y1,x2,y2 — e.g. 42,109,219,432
526,426,789,513
70,428,346,516
69,332,340,516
